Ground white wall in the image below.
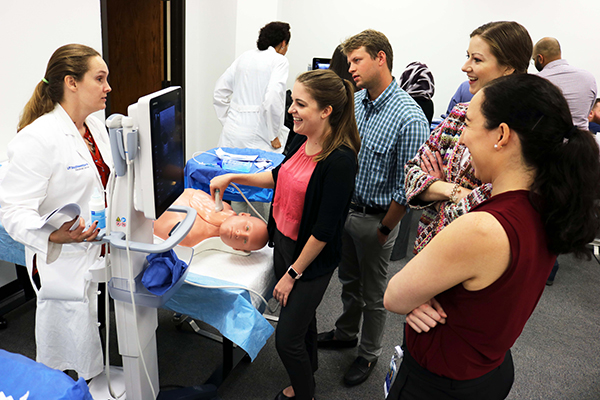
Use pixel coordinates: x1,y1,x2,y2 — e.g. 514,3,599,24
2,1,599,160
235,0,279,58
278,0,600,119
183,0,600,156
185,0,237,158
0,0,103,161
185,0,280,158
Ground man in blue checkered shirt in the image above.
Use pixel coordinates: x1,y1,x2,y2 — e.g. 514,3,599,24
318,29,429,387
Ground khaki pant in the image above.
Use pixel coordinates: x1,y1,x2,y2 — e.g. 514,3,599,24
334,210,400,362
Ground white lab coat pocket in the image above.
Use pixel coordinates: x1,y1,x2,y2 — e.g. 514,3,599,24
36,247,99,302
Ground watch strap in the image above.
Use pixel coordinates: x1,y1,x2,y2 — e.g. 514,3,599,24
378,221,392,236
287,266,302,280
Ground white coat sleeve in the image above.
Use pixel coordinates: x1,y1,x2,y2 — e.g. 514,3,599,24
0,131,62,261
262,57,289,143
213,60,237,126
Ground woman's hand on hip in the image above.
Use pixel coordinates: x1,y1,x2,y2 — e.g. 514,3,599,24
49,217,100,244
273,273,295,307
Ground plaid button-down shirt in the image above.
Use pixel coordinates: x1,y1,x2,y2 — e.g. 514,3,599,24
352,80,429,209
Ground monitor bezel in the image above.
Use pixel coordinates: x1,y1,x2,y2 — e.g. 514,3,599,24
132,86,185,221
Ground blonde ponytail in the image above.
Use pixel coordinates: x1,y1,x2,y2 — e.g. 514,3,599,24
18,81,55,132
17,44,100,132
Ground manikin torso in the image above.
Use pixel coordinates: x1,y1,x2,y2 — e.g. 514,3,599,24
154,189,236,247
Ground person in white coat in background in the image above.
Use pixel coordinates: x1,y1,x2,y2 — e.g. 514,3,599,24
0,44,113,380
213,21,291,154
213,21,291,220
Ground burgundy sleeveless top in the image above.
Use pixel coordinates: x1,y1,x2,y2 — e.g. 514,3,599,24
406,190,556,380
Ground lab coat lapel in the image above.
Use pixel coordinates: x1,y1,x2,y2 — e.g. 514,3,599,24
87,116,113,172
53,104,105,189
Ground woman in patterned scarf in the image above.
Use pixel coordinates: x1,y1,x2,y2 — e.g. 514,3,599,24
405,21,532,254
402,20,533,331
398,61,435,125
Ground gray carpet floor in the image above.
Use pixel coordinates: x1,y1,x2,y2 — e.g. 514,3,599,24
1,213,599,399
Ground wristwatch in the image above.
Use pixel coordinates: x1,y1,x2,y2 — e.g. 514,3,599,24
287,266,303,280
378,220,392,236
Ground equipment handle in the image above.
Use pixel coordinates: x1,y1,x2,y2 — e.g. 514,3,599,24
102,205,196,253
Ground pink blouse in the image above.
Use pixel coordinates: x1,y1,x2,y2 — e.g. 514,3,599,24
272,143,319,241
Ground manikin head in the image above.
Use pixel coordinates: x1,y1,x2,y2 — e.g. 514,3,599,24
219,212,268,252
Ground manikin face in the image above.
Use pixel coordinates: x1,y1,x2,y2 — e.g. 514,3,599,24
461,36,513,95
74,55,111,115
219,213,268,251
459,91,497,183
347,46,382,91
288,81,329,137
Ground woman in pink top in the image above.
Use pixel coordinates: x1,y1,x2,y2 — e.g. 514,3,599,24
384,74,600,399
211,69,361,400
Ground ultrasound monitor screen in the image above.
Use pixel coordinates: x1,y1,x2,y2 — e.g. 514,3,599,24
149,88,184,219
312,58,331,70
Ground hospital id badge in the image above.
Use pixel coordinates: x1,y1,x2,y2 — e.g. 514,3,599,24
384,345,403,398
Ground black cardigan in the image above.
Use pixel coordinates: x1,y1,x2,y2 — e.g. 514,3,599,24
268,135,357,280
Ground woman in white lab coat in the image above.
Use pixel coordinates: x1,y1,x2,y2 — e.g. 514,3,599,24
0,44,113,380
213,21,291,153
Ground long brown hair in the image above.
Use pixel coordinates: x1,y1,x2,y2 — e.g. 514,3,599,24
295,69,360,162
481,74,600,257
18,44,101,132
329,44,356,90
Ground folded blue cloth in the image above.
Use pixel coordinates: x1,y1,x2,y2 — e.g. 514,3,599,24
0,349,93,400
0,219,26,266
142,249,188,296
164,274,274,361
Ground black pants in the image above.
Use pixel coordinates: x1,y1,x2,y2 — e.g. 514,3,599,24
388,346,514,400
274,229,334,400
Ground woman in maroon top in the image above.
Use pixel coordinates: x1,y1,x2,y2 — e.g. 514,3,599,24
384,74,600,399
